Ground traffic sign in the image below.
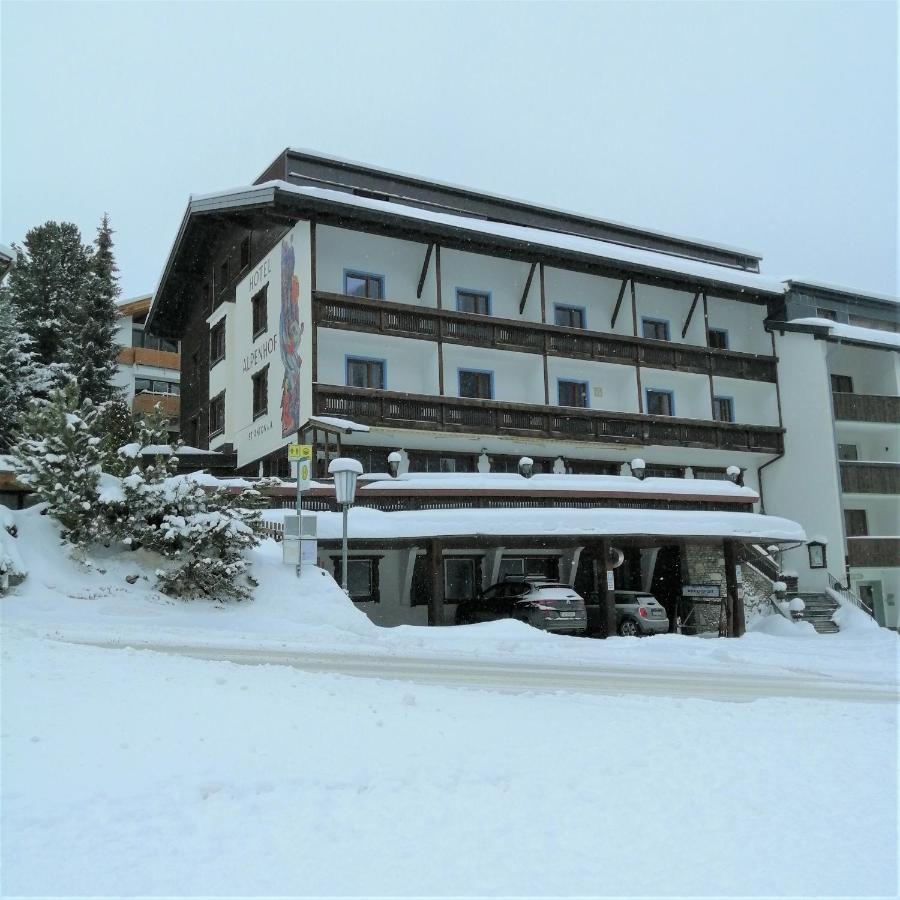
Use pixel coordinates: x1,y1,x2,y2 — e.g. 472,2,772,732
287,443,312,461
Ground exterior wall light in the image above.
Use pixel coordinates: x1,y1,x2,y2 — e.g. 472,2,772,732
328,457,364,593
630,458,646,481
726,465,743,486
807,539,827,569
387,451,402,479
518,456,534,479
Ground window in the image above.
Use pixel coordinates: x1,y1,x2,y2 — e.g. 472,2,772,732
848,314,898,334
830,374,853,393
458,369,493,399
456,290,491,315
838,443,859,461
209,392,225,437
252,366,268,420
644,464,682,478
558,380,588,408
693,468,730,481
708,328,729,350
344,271,384,299
209,319,226,366
641,318,670,341
844,509,869,537
712,396,734,423
497,557,559,580
554,305,585,328
131,327,178,353
407,450,478,473
816,308,837,321
251,286,268,338
646,389,674,416
331,557,380,602
346,357,385,389
444,558,477,602
240,236,250,271
135,378,179,395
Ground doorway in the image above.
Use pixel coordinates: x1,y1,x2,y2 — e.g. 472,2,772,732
857,582,885,626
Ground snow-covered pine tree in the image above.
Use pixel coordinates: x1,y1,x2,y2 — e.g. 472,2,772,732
94,397,140,475
13,385,106,549
0,223,92,383
68,215,122,405
0,292,51,451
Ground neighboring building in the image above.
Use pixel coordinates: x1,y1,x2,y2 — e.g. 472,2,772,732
146,149,864,633
765,283,899,629
114,294,181,441
0,243,15,282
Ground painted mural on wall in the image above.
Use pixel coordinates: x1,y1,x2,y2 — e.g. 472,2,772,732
280,237,304,437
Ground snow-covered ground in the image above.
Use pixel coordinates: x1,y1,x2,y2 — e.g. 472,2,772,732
2,506,898,897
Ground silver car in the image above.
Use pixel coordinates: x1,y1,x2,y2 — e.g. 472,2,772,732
586,590,670,636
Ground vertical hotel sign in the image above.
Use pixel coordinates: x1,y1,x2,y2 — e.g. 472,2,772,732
280,236,304,437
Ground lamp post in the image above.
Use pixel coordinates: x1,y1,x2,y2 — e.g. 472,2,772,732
328,457,363,594
518,456,534,479
630,458,646,480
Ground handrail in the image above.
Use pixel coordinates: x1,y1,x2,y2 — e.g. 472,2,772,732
827,573,875,617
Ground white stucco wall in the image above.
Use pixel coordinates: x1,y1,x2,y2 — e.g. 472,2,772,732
542,267,632,336
827,343,899,395
711,376,781,427
439,248,538,321
546,359,639,412
633,283,706,346
640,369,711,420
441,346,544,403
705,295,772,356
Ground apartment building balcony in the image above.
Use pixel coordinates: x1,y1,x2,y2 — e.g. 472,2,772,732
832,392,900,424
132,392,180,417
313,384,784,453
117,346,180,371
840,461,900,494
313,293,778,382
847,537,900,568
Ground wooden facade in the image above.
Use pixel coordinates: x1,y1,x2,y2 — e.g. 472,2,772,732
840,461,900,495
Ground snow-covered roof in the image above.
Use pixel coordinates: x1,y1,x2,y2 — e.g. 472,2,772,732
306,415,371,433
190,181,785,296
785,279,899,306
0,242,14,263
360,472,758,501
266,506,806,544
789,317,900,350
282,146,762,259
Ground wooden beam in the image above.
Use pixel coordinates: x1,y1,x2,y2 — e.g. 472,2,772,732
631,280,643,413
540,263,549,404
681,290,700,339
723,539,742,637
703,292,715,418
435,245,444,395
518,261,537,315
416,242,434,300
598,539,616,639
610,278,628,329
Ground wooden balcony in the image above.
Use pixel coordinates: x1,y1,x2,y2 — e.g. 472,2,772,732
313,293,778,382
847,537,900,568
313,384,784,453
117,346,180,371
840,461,900,494
132,392,180,417
832,392,900,424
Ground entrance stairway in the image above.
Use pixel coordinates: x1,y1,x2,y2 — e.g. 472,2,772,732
795,592,840,634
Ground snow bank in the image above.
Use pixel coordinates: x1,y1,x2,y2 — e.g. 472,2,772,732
749,613,818,638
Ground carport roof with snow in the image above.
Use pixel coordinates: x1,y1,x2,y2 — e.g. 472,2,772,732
266,506,806,548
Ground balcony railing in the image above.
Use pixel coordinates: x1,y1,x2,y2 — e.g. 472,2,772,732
133,392,179,416
847,537,900,568
117,347,180,370
313,384,784,453
313,293,778,382
832,392,900,424
840,461,900,495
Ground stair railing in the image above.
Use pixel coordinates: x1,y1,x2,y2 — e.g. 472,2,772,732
827,573,875,618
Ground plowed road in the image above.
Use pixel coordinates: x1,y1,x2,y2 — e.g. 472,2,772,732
62,638,896,704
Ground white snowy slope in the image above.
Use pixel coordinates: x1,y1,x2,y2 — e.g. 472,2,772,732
1,505,897,897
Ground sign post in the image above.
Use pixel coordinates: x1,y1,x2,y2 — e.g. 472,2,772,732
287,443,312,577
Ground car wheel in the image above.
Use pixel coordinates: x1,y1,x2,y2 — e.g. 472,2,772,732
618,619,640,637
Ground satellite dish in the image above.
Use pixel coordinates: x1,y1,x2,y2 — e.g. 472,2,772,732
606,546,625,570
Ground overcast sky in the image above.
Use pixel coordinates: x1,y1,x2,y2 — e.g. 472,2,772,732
2,1,897,300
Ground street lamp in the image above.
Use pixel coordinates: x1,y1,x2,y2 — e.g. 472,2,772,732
328,457,363,594
387,451,402,479
518,456,534,478
630,458,646,480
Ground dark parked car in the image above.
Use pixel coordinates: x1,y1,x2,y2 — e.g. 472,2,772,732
455,576,587,634
585,590,670,636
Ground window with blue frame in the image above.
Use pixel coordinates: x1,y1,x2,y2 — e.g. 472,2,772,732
641,317,670,341
712,396,734,422
458,369,493,399
554,305,586,328
558,380,588,408
344,271,384,299
456,290,491,315
646,389,674,416
708,328,729,350
346,357,385,390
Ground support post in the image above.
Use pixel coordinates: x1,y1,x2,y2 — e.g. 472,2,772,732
519,261,537,314
340,504,349,593
723,539,742,637
681,290,700,339
598,539,616,638
428,539,444,626
416,242,434,299
610,278,628,329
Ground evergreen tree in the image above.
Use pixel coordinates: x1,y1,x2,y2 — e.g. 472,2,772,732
69,214,121,405
0,292,51,451
0,223,90,380
13,385,106,549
